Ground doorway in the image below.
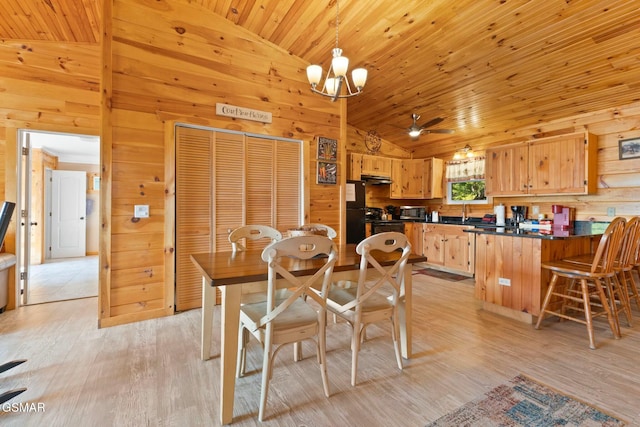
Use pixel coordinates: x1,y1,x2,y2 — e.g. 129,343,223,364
16,130,100,305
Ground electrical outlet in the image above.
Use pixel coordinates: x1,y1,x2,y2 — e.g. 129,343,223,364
607,207,615,217
498,277,511,286
532,205,540,215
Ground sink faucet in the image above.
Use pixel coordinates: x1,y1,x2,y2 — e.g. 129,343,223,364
461,203,467,223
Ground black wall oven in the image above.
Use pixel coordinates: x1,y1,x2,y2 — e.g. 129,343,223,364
371,220,405,235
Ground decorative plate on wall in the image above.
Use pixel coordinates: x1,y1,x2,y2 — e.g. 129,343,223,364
365,130,381,154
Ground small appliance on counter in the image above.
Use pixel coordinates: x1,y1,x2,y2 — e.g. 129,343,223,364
384,205,398,220
399,206,426,221
510,205,527,226
552,205,574,229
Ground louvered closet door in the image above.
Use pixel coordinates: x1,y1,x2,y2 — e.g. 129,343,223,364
275,140,301,231
175,127,302,310
213,132,244,251
245,137,274,251
175,126,213,311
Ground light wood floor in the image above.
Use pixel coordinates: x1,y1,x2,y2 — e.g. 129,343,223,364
27,256,98,305
1,271,639,426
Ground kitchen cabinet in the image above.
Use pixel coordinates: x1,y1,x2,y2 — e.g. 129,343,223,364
390,159,403,198
404,222,423,255
390,158,444,199
474,231,597,319
361,154,392,177
422,223,474,275
348,152,363,180
485,132,597,196
348,153,392,180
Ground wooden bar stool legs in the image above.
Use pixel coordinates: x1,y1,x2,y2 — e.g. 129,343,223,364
535,217,626,349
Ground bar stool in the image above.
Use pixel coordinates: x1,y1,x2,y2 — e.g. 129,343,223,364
535,217,626,349
563,217,636,331
622,217,640,311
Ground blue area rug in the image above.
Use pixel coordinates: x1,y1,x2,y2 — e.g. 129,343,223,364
426,375,625,426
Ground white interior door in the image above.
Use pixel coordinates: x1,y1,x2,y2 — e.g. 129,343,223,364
51,170,86,259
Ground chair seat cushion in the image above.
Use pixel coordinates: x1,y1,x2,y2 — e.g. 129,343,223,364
327,284,392,313
241,298,318,331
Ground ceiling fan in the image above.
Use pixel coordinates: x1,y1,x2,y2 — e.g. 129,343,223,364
406,114,455,139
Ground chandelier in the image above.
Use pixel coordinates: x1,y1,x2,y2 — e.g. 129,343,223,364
306,0,367,101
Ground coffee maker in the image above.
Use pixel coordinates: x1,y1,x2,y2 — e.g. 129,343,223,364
510,205,527,226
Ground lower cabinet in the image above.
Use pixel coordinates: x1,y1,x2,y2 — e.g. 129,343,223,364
474,233,595,317
422,224,475,275
404,222,423,255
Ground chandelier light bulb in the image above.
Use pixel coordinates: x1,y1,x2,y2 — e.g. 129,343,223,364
306,65,323,87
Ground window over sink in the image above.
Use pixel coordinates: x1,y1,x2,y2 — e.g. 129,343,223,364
445,156,488,205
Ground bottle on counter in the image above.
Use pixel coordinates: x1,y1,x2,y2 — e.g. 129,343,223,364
432,211,439,223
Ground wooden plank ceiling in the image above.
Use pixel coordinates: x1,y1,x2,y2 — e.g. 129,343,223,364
3,0,640,156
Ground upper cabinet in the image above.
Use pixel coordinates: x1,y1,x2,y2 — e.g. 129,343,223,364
349,152,363,180
349,152,444,200
391,158,444,199
348,153,392,180
486,132,598,197
361,154,392,177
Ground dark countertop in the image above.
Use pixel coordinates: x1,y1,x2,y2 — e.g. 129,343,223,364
464,221,609,239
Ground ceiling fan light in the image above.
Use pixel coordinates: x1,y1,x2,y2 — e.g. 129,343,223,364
306,64,323,86
352,67,367,88
332,55,349,78
408,129,421,138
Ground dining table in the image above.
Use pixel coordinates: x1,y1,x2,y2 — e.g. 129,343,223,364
190,243,426,425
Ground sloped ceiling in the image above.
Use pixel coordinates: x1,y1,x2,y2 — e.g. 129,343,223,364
3,0,640,156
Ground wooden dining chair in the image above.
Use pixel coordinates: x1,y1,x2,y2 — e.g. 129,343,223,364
228,225,284,373
324,232,411,386
236,235,337,421
228,224,282,252
620,216,640,311
535,217,626,349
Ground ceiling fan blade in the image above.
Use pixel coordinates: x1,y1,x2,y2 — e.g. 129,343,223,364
424,128,455,134
419,117,444,130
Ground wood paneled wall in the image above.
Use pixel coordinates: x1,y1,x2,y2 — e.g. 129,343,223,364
100,0,342,326
0,39,100,309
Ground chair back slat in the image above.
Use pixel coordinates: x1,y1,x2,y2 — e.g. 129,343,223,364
337,232,411,312
228,225,282,252
591,217,626,274
259,236,337,327
618,217,640,270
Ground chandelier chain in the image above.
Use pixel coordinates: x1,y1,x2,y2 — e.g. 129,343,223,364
335,0,340,49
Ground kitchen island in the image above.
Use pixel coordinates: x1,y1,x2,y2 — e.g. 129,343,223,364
468,222,607,323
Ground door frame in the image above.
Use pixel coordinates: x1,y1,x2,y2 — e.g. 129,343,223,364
14,129,100,307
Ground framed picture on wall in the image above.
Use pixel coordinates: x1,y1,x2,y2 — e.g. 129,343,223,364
317,136,337,161
317,161,337,185
618,137,640,160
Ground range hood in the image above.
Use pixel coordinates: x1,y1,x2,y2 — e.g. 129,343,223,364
361,174,392,185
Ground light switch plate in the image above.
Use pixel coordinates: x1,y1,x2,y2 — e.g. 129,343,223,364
134,205,149,218
607,207,615,217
